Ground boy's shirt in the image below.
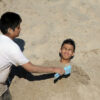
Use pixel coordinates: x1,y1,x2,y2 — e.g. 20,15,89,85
0,34,29,96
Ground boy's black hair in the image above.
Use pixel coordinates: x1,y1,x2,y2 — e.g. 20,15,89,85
59,38,76,59
61,38,75,52
0,12,22,34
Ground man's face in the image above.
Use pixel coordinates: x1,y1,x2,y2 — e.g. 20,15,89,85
60,44,74,60
13,24,21,37
8,24,21,39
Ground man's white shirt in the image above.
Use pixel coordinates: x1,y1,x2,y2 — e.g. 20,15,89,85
0,34,29,96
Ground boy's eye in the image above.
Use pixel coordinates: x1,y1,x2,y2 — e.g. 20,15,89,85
63,47,73,51
62,47,68,50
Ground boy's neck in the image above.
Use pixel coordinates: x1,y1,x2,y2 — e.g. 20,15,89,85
60,59,70,64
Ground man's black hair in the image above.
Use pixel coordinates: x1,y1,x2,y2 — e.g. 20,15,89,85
61,38,75,52
59,38,76,59
0,12,22,34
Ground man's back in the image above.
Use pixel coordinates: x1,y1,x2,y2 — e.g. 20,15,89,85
0,35,13,83
0,34,29,83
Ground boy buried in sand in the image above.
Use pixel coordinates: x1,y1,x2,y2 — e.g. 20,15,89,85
54,39,75,80
0,12,65,100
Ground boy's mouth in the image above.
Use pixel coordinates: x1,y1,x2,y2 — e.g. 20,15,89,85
64,52,69,56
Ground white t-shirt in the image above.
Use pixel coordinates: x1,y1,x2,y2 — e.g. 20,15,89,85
0,35,29,96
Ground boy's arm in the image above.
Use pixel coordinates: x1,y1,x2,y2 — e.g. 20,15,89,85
22,62,65,75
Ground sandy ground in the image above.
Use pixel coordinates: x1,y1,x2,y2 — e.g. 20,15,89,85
0,0,100,100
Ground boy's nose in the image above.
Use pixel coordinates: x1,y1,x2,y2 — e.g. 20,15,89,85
65,49,69,52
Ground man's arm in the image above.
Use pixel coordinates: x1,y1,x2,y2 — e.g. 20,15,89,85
8,44,64,75
22,62,65,75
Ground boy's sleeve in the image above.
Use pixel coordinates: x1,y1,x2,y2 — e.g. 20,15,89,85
8,44,29,66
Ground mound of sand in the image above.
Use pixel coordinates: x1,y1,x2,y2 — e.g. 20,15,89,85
9,61,90,100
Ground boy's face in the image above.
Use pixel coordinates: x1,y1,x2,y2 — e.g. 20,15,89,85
8,24,21,39
60,44,74,60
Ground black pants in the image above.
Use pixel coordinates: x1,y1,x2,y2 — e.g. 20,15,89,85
0,89,12,100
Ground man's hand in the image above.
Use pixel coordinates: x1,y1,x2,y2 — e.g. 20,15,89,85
53,67,65,75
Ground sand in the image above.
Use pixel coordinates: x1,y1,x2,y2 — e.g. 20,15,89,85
0,0,100,100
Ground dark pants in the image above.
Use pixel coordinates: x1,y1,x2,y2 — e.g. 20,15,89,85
0,89,12,100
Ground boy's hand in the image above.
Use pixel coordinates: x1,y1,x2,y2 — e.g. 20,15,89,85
54,67,65,75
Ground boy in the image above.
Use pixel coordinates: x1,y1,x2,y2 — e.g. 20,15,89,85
53,39,75,80
59,38,75,65
0,12,65,100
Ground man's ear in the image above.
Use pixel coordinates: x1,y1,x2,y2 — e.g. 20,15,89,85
8,28,13,34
